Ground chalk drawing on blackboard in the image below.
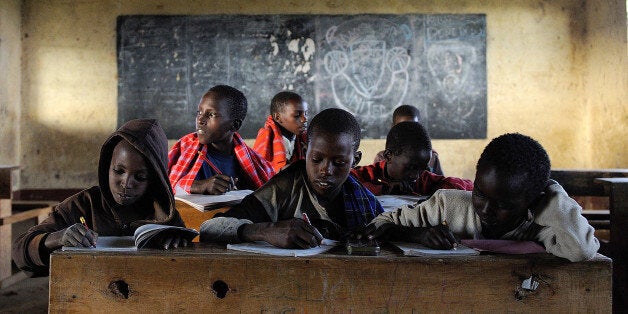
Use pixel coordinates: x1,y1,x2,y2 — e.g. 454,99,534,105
427,41,477,102
323,17,412,124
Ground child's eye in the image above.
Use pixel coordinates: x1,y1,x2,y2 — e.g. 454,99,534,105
113,168,124,175
333,160,347,167
135,173,149,182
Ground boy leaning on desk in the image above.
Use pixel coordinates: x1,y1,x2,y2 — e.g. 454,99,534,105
361,133,600,262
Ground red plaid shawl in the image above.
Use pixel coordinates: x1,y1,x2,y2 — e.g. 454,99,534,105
253,115,307,172
350,161,473,196
168,132,275,193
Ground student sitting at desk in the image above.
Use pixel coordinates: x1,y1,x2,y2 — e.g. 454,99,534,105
12,119,187,276
363,133,600,262
253,91,308,173
168,85,275,195
200,108,384,248
352,121,473,196
374,105,444,175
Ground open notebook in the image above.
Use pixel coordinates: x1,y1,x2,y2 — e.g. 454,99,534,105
391,241,480,256
61,224,199,251
227,239,339,257
175,190,253,211
376,195,429,212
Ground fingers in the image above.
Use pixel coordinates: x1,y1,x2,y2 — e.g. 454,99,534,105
424,226,458,249
63,223,95,247
208,175,232,194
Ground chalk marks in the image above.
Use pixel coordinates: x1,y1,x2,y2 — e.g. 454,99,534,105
322,17,412,130
117,14,486,139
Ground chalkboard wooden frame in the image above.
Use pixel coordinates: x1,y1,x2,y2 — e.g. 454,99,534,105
117,14,486,139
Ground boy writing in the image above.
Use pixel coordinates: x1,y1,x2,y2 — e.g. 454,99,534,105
13,119,187,276
253,91,308,172
352,121,473,196
374,105,444,175
168,85,275,195
200,108,384,248
363,133,599,262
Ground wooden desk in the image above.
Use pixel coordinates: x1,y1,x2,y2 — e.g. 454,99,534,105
175,200,229,241
49,244,611,312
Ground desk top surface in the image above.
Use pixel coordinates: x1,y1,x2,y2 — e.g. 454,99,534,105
51,242,611,264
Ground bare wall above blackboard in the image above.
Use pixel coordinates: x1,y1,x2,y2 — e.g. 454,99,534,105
117,14,486,139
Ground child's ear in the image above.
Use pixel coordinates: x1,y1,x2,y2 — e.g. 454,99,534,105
231,119,242,131
352,151,362,167
272,112,281,122
382,149,393,162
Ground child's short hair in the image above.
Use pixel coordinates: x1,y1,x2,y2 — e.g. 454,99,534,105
385,121,432,156
270,91,303,115
392,105,421,122
204,85,248,122
307,108,361,151
477,133,551,201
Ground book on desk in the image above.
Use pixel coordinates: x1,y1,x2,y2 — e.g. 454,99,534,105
174,190,254,211
62,224,199,251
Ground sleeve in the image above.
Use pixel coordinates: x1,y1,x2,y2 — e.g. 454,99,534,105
350,167,384,195
417,171,474,195
198,185,276,243
533,183,600,262
11,194,89,276
370,190,446,229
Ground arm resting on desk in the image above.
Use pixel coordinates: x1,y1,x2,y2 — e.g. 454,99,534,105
534,183,600,262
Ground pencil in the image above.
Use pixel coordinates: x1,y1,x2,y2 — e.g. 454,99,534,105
80,216,89,230
442,220,458,250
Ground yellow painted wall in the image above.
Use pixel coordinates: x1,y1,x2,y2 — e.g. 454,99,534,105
0,0,21,180
9,0,628,190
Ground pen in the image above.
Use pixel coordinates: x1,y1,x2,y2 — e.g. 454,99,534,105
301,213,320,247
230,177,237,191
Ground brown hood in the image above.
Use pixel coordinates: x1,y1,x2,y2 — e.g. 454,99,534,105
98,119,176,226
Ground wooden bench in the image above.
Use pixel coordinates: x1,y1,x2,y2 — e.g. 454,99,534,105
550,169,627,313
0,166,57,288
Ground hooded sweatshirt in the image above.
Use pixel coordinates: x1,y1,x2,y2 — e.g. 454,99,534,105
12,119,185,276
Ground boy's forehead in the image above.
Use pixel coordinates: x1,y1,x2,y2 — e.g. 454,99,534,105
475,165,527,198
310,131,354,148
200,93,230,110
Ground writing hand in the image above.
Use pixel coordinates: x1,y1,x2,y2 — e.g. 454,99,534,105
241,219,323,249
48,223,99,248
191,174,234,195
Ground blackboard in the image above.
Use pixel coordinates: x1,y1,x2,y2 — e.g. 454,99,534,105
117,14,486,139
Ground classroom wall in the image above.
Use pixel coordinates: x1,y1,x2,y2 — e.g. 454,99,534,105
6,0,627,191
0,0,21,188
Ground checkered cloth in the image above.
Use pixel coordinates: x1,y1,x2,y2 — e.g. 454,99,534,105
253,115,307,172
168,132,275,193
343,175,385,230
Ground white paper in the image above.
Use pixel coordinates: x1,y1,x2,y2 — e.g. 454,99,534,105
175,190,254,211
227,239,339,257
391,241,479,256
376,195,429,212
61,236,136,252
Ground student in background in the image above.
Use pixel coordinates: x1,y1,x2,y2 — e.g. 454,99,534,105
13,119,187,276
364,133,599,262
352,121,473,196
374,105,444,175
200,108,384,248
253,91,308,172
168,85,275,195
